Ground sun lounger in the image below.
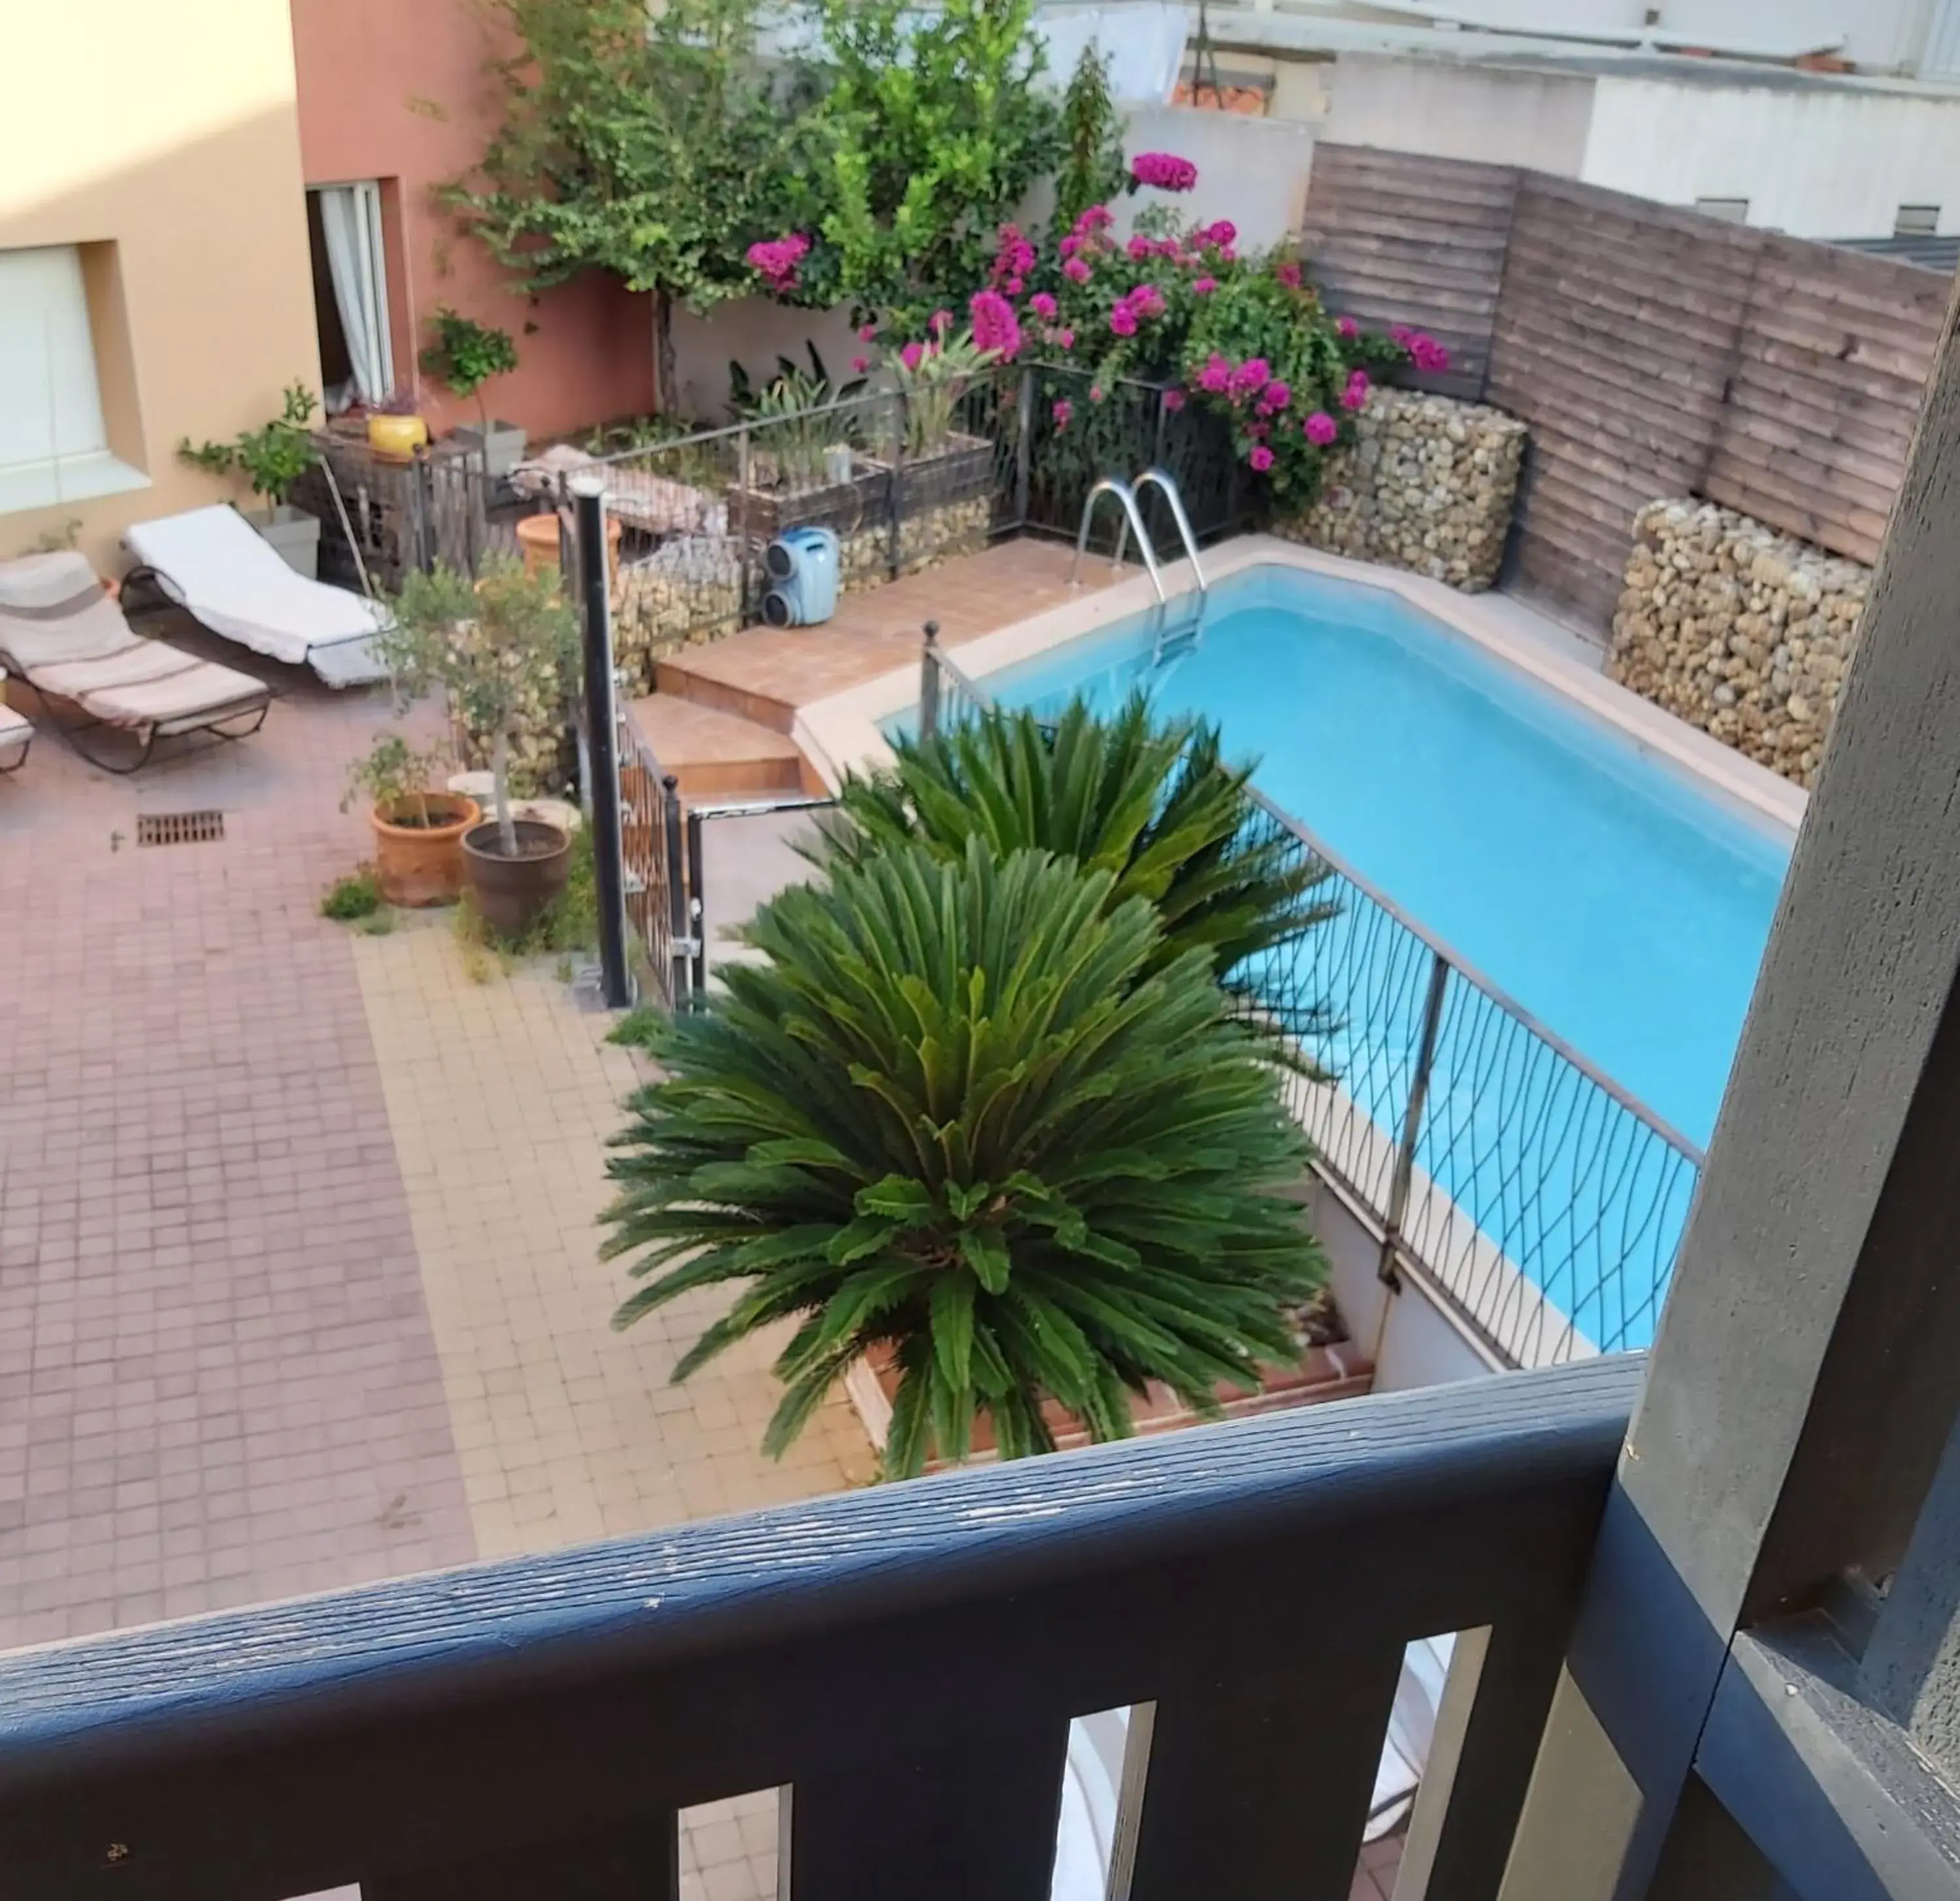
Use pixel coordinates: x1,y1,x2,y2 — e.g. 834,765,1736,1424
0,551,270,773
0,674,31,775
123,504,391,688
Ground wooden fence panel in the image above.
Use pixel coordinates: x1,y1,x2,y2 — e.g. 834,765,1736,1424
1295,143,1944,627
1486,174,1762,628
1704,236,1946,565
1299,144,1518,402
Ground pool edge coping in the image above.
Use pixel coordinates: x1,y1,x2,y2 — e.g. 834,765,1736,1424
794,534,1808,841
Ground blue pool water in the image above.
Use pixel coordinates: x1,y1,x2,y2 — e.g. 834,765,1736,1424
978,566,1793,1350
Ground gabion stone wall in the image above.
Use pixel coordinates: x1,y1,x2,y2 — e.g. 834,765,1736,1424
1279,390,1526,593
1609,499,1870,788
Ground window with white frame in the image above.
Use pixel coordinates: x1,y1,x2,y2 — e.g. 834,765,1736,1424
0,244,145,517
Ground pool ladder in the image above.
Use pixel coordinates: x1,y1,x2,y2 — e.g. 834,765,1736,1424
1070,468,1208,666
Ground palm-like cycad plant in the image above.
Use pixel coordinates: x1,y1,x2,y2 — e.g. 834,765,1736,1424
604,838,1326,1476
811,692,1336,1005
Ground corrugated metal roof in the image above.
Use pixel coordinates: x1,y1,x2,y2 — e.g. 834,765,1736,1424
1832,235,1960,273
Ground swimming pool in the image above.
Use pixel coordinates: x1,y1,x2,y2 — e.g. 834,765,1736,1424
975,564,1793,1352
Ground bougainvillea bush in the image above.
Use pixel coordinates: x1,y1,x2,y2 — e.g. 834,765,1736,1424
751,148,1452,514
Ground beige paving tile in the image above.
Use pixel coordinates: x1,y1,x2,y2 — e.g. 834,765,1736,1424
351,919,877,1563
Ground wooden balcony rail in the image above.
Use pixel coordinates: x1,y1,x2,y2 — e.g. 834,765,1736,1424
0,1358,1640,1901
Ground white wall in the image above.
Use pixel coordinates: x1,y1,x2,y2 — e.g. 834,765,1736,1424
1307,1175,1495,1393
670,297,866,424
1582,74,1960,235
1391,0,1923,69
1321,54,1595,172
1120,103,1319,250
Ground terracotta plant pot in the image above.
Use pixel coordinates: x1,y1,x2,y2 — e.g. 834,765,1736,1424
368,412,430,461
461,817,572,939
515,510,621,581
368,792,480,907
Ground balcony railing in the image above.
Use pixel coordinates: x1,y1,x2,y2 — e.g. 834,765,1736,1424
0,1359,1636,1901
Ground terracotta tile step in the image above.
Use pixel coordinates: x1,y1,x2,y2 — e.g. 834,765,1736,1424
622,692,825,801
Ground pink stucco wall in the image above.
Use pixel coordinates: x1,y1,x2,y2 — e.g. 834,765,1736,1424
289,0,655,441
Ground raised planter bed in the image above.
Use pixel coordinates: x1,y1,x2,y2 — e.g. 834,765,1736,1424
725,459,892,544
845,1292,1373,1470
873,431,994,515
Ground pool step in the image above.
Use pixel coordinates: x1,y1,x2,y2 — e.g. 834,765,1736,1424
621,693,826,803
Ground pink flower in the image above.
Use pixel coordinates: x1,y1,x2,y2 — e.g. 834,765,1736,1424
1263,379,1291,411
1341,368,1370,411
1249,444,1275,472
900,342,924,372
1109,302,1138,336
1053,398,1073,429
745,232,811,292
1230,357,1271,397
1390,324,1414,348
1029,291,1058,319
1275,260,1303,288
1128,235,1154,261
968,289,1022,359
1132,152,1199,192
1305,411,1338,446
1055,327,1075,350
992,223,1036,289
1004,276,1023,296
1128,283,1165,318
932,308,953,336
1197,353,1232,395
1060,234,1081,259
1192,275,1218,295
1218,244,1237,264
1090,385,1106,403
1196,219,1237,249
1336,316,1358,338
1064,255,1092,285
857,322,877,342
851,355,870,374
1410,333,1452,371
1162,388,1186,412
1075,204,1114,232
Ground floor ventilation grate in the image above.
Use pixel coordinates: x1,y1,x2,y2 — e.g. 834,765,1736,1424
137,810,226,847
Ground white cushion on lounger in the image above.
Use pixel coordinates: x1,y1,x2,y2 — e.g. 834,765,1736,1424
123,506,389,675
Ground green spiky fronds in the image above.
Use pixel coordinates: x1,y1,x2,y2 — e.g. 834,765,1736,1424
604,839,1327,1477
811,694,1337,1016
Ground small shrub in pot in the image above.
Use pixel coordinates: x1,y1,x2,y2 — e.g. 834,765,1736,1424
380,557,581,939
342,730,479,907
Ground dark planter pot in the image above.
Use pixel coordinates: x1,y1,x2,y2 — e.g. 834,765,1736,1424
461,818,571,940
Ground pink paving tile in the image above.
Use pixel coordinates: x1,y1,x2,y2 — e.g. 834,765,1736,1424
0,621,475,1649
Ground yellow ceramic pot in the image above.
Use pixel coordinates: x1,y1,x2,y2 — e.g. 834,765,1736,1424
367,412,430,461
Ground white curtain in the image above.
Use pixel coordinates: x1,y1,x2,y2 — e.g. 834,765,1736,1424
316,184,394,408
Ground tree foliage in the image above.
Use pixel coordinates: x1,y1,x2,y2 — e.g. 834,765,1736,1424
802,0,1060,323
1052,43,1128,236
604,839,1326,1475
815,694,1337,1007
449,0,825,404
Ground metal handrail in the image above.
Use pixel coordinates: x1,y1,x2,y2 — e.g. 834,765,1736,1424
1070,478,1167,601
1128,466,1208,594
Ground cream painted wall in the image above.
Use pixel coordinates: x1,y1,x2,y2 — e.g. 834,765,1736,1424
1321,54,1597,173
0,0,321,566
1120,105,1320,250
1581,76,1960,235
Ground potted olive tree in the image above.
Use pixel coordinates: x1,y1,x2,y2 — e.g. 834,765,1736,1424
421,307,525,475
178,381,323,576
342,731,480,907
382,555,580,939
